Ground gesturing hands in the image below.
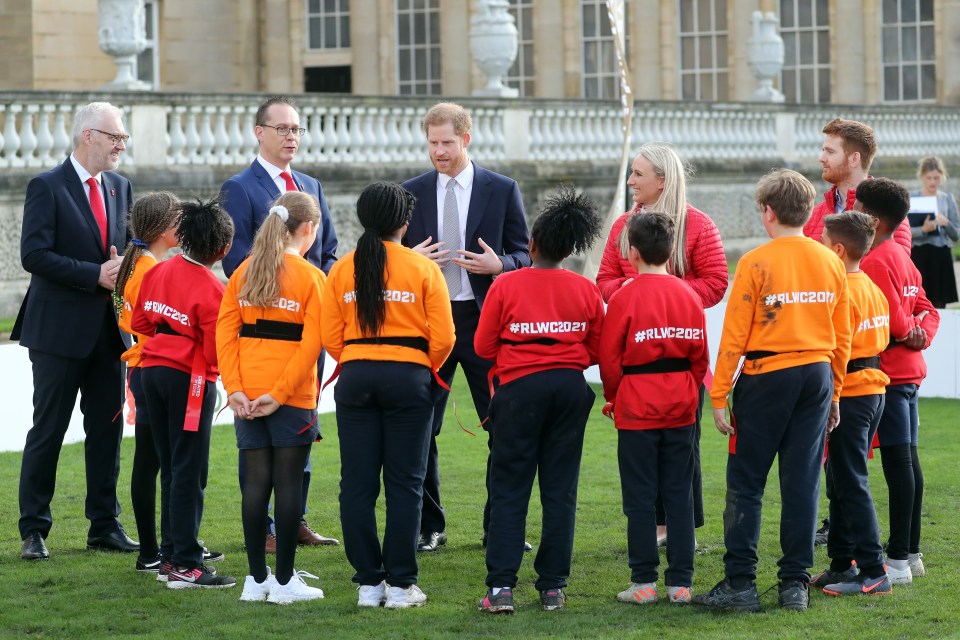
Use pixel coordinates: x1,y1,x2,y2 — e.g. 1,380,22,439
99,245,122,290
452,238,504,276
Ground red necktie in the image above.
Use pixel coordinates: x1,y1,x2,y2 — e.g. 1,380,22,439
279,171,298,192
86,177,108,249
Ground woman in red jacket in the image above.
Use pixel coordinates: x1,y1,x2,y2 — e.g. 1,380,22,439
596,143,728,544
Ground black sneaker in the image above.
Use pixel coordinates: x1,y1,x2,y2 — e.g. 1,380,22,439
814,519,829,546
478,588,514,614
167,564,236,590
540,588,565,611
136,554,162,573
778,580,809,611
691,578,761,612
201,544,224,563
810,565,858,588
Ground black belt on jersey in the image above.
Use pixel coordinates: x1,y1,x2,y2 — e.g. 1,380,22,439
155,324,185,337
239,320,303,342
500,337,560,346
885,337,903,351
344,336,429,354
623,358,691,375
847,356,881,373
744,350,780,360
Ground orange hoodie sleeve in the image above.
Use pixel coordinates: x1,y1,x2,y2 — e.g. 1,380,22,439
216,271,245,396
269,270,325,405
424,262,456,371
828,275,852,401
710,259,756,408
320,261,347,363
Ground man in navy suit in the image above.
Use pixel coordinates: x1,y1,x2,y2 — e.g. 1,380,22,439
14,102,137,560
402,103,531,552
220,96,339,550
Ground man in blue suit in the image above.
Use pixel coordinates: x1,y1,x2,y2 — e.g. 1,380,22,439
402,103,531,552
14,102,137,560
220,96,339,550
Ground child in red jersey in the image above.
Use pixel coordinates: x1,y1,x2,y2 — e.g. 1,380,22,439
811,211,892,597
218,191,326,604
131,198,236,590
474,186,604,614
114,192,183,574
856,178,940,584
600,211,708,607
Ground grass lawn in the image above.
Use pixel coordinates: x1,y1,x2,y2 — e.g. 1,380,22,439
0,378,957,639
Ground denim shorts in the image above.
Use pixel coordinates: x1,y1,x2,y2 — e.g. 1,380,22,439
235,404,320,449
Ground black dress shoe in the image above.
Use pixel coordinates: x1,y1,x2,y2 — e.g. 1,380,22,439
21,532,49,560
417,530,447,552
87,527,140,553
482,533,534,552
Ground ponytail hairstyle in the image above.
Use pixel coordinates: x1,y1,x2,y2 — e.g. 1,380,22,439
177,196,235,264
239,191,321,307
618,143,692,277
354,182,416,337
113,191,181,314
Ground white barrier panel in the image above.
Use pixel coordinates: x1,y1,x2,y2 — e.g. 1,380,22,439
0,346,339,453
2,307,956,452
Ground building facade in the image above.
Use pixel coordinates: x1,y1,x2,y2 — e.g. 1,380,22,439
2,0,959,105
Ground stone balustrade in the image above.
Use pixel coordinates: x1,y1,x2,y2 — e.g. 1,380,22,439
1,92,959,171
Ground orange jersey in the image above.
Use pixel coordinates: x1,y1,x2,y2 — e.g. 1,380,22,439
217,253,326,409
321,241,455,371
118,254,159,368
841,271,890,397
710,236,852,408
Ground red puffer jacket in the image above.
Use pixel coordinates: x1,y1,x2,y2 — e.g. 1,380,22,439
804,184,912,254
596,204,728,308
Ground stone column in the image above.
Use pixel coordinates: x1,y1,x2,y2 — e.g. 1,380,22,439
98,0,150,91
833,0,868,104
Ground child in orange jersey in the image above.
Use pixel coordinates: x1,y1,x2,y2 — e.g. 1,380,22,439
811,211,892,597
600,211,708,608
694,169,851,613
131,198,236,590
217,191,327,604
856,178,939,584
321,182,455,609
474,186,604,614
114,192,182,574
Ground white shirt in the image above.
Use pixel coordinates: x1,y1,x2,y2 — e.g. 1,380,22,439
436,161,475,301
69,153,104,211
257,155,298,193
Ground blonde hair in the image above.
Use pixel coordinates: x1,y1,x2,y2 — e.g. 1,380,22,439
239,191,321,307
917,156,948,181
421,102,472,137
619,143,692,277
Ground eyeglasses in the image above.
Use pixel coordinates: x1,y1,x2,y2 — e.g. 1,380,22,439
88,128,130,145
259,124,306,137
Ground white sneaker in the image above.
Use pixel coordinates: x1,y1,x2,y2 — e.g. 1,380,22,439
908,552,925,578
358,581,387,607
384,583,427,609
240,568,276,602
667,585,692,605
886,558,913,585
267,570,325,604
617,582,658,604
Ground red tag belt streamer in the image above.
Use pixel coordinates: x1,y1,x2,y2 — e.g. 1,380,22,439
182,344,207,432
727,360,746,455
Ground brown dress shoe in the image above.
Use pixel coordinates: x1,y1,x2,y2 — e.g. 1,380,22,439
298,521,339,546
265,532,277,554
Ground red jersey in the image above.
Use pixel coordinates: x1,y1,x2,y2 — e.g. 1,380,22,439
474,268,604,385
861,239,940,386
131,255,225,382
599,273,709,430
806,183,912,254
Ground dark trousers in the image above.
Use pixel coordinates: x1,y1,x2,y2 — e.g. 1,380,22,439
143,366,215,569
825,393,885,573
336,361,434,587
723,362,830,583
129,367,160,558
485,370,594,591
619,425,696,586
656,385,705,528
878,383,923,559
18,315,125,540
421,300,493,534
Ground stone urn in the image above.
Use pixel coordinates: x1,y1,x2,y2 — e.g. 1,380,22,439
98,0,151,91
470,0,519,98
746,11,785,103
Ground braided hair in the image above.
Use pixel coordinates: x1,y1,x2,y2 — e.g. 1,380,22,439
239,191,321,307
354,182,416,337
113,191,181,314
531,185,602,262
177,197,235,265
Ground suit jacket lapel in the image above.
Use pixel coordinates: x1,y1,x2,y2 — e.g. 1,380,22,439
465,164,491,247
63,158,107,255
416,172,440,243
251,160,282,204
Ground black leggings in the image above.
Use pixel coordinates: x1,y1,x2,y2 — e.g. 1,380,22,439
130,421,160,558
242,445,312,585
879,444,924,559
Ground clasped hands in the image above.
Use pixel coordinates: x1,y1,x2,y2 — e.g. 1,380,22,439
412,236,504,276
229,392,281,420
